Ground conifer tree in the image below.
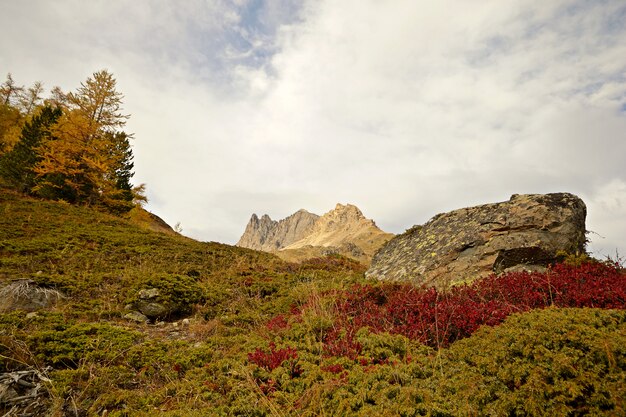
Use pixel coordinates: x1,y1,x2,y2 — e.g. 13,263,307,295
0,73,24,106
34,70,137,211
0,76,44,156
0,105,62,192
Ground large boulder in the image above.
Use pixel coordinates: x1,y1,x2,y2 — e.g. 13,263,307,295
125,274,205,321
366,193,587,288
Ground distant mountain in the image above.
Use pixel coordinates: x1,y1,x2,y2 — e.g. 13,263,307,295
237,203,394,264
236,209,320,251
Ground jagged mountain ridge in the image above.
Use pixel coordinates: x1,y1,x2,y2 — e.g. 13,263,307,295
237,203,394,264
236,209,319,251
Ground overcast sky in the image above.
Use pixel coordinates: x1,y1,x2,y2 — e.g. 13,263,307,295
2,0,625,257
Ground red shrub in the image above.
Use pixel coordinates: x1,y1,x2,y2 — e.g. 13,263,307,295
248,342,302,377
314,262,626,358
266,314,290,331
323,326,362,359
321,364,344,374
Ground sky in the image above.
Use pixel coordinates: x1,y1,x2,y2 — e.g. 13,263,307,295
1,0,626,258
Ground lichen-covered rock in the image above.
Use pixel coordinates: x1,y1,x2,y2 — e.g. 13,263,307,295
124,310,149,323
366,193,587,288
127,274,205,320
127,287,170,319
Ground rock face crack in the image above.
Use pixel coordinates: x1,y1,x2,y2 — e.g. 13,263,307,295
490,225,537,233
366,193,586,288
493,247,553,274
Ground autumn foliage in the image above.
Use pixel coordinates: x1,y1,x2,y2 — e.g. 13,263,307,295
248,342,303,379
0,71,142,213
260,262,626,362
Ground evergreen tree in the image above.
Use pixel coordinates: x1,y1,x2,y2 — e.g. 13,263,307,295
0,73,24,106
109,131,134,192
100,131,136,213
34,70,137,212
0,106,62,192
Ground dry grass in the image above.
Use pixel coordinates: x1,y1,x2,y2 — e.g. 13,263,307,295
0,280,64,312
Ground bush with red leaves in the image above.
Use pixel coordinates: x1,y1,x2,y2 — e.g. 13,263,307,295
248,342,302,377
265,314,289,331
321,262,626,358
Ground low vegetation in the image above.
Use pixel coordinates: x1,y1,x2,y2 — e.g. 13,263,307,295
1,189,624,416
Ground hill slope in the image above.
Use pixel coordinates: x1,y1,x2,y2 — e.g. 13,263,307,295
0,189,624,416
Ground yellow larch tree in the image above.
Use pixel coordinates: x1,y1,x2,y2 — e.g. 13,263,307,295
34,70,136,212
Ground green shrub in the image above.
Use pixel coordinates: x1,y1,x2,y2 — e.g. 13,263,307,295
434,308,626,415
29,322,141,368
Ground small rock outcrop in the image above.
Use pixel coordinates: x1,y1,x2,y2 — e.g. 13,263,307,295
366,193,587,287
0,280,64,312
237,204,394,264
125,288,171,320
236,210,319,251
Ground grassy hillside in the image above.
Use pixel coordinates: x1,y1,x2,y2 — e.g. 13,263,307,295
0,189,624,416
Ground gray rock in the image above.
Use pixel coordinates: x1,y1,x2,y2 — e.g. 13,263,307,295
366,193,587,288
321,246,340,256
503,264,548,274
138,288,160,299
341,242,365,258
128,287,170,319
124,311,149,323
0,280,64,312
127,285,193,320
134,301,169,318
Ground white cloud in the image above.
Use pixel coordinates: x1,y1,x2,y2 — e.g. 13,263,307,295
1,0,625,255
586,178,626,257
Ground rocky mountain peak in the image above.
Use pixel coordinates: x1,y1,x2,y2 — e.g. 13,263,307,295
237,203,394,264
330,203,366,219
236,209,319,252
